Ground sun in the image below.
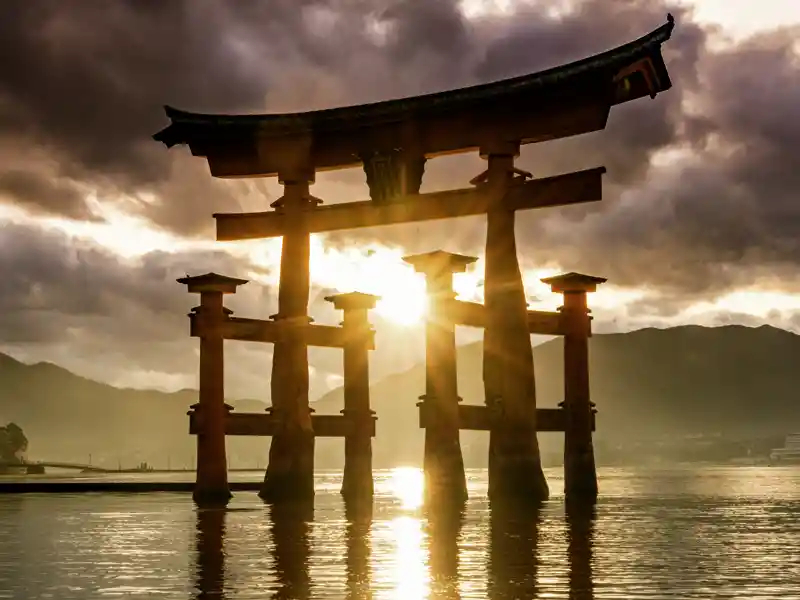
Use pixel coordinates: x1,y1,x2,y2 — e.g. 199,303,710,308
240,235,646,327
373,278,428,325
307,239,435,326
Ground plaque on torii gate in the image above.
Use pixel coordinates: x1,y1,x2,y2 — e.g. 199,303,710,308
156,16,675,504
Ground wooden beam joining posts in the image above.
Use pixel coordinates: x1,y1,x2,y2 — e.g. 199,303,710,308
445,299,565,336
419,404,596,432
189,412,375,438
190,314,375,349
213,167,605,241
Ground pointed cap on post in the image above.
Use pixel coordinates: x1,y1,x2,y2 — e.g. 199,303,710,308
541,272,607,294
324,291,381,311
177,272,249,294
402,250,478,276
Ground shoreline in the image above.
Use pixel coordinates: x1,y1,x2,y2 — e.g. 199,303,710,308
0,480,262,494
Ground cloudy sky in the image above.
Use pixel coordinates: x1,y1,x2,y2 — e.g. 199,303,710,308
1,0,799,400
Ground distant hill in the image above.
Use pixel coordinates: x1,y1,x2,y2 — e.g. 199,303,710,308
1,325,799,470
315,324,800,466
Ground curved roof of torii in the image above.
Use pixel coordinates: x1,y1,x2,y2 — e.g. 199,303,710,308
153,15,676,177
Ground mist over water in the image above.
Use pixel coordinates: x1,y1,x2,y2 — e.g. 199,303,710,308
0,467,798,599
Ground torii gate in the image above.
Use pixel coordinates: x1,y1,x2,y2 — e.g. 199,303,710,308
156,16,676,505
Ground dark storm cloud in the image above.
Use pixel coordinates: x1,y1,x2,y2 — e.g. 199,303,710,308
478,1,704,183
0,0,286,232
0,170,100,221
0,0,686,232
0,222,259,344
527,25,800,304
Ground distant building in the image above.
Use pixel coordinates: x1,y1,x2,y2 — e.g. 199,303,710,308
769,433,800,464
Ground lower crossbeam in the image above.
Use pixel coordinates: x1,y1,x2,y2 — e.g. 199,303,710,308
417,404,595,432
189,412,377,437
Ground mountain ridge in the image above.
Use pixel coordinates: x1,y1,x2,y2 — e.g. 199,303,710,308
0,323,797,469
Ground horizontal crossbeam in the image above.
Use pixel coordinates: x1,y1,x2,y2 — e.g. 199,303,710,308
189,412,377,438
190,315,375,349
446,299,564,336
418,404,596,432
214,167,605,241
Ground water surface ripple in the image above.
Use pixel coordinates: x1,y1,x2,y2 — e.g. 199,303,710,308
0,466,798,599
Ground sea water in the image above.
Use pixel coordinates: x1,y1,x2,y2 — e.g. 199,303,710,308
0,466,798,599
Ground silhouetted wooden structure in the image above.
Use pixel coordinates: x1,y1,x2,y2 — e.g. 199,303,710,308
179,273,379,505
407,252,604,502
159,16,675,506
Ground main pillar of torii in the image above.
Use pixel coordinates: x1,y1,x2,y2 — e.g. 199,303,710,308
260,166,319,503
480,141,549,501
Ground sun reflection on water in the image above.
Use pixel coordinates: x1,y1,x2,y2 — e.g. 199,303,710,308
382,467,430,598
389,467,425,511
389,515,429,599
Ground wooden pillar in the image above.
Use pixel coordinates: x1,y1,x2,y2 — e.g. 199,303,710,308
325,291,380,501
261,167,319,503
178,273,247,506
542,272,606,501
479,141,549,502
404,250,475,504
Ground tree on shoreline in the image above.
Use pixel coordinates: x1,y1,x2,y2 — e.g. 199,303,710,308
0,423,28,463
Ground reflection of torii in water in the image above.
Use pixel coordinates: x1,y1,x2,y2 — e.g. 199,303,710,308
157,15,677,507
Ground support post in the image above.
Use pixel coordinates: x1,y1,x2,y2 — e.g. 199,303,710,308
325,292,380,502
479,141,549,502
542,272,606,501
404,250,475,504
261,166,319,503
178,272,248,506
